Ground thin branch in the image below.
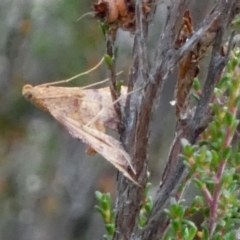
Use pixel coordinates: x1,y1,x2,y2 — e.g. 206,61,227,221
193,34,235,131
209,73,240,236
105,34,123,130
150,0,190,83
137,1,238,240
114,1,150,239
137,131,190,240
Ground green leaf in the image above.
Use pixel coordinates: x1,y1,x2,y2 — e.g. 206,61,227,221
164,208,171,217
105,223,115,236
183,227,190,239
175,205,185,219
144,182,152,196
193,77,201,91
223,230,237,240
184,145,195,156
212,150,220,165
225,111,234,127
234,96,240,108
202,227,210,239
187,226,197,240
95,191,103,202
191,93,200,101
116,80,124,93
95,205,106,219
183,159,193,171
139,209,147,228
110,209,116,222
222,147,232,161
105,193,111,203
104,54,113,69
193,178,204,190
218,218,226,227
229,58,238,72
172,219,181,232
145,202,152,214
100,23,110,37
102,199,109,211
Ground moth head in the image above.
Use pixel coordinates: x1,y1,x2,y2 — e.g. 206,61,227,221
22,84,34,100
22,84,49,113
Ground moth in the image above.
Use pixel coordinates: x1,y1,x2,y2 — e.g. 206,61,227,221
22,57,140,186
22,78,138,185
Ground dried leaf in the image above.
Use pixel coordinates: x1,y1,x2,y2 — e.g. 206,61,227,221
175,10,220,122
58,115,137,183
93,0,150,33
22,84,139,185
175,11,199,121
93,0,119,23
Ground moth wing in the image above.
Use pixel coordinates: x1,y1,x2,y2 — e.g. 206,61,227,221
82,87,128,131
82,124,136,174
53,113,138,185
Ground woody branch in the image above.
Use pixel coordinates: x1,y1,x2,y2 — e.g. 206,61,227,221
105,32,123,128
114,0,188,239
114,0,240,240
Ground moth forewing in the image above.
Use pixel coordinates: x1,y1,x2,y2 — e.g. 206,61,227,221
55,115,138,185
83,86,128,130
81,124,135,174
23,84,126,131
22,60,139,185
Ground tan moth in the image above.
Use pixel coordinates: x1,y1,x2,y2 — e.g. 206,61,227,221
22,60,138,185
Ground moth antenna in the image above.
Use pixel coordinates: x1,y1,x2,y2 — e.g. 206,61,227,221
85,86,143,128
39,57,105,87
81,71,123,90
76,12,95,22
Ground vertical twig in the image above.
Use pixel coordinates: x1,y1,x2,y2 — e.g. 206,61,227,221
105,34,123,130
114,0,152,239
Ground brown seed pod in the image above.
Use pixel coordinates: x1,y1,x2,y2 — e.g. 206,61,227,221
116,0,128,17
93,0,151,33
93,0,119,23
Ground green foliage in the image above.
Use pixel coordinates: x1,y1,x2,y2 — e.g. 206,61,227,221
192,77,201,101
95,191,116,239
232,16,240,33
100,23,111,38
164,49,240,239
139,182,153,228
116,80,124,94
104,54,114,69
164,199,198,240
95,181,154,238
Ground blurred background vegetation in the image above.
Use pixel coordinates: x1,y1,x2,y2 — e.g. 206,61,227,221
0,0,215,239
